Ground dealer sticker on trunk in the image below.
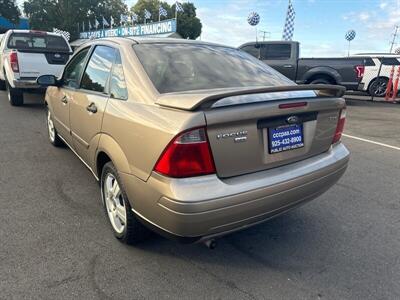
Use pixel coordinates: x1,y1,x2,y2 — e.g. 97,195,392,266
268,124,304,154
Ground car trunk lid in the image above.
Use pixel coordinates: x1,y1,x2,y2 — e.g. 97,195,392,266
156,85,346,178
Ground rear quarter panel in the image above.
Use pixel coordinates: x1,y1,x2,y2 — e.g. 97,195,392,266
100,99,206,181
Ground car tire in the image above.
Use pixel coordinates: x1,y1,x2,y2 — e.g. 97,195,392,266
101,162,151,244
46,106,64,147
368,77,388,97
0,79,6,91
6,81,24,106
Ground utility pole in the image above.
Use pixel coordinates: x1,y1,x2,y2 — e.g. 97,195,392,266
390,25,399,53
259,30,271,41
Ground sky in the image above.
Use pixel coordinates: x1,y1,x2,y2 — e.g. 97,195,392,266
17,0,400,57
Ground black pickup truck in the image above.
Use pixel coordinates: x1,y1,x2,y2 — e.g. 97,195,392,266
239,41,365,91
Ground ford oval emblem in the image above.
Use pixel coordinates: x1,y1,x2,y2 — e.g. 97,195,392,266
286,116,299,124
54,53,61,58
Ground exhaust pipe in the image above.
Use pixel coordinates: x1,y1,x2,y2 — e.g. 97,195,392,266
204,239,217,249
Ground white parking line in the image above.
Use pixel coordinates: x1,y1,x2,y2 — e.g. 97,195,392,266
343,134,400,151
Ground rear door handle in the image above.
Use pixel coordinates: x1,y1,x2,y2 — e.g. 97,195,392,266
283,64,293,68
61,95,68,104
86,103,97,114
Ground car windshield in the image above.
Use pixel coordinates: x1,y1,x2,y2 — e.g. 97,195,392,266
7,33,70,52
133,43,293,94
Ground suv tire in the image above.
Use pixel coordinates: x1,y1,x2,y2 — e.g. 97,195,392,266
6,81,24,106
310,77,332,85
0,79,5,91
101,162,151,244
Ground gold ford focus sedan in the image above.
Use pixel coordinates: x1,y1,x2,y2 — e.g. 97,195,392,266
37,38,350,245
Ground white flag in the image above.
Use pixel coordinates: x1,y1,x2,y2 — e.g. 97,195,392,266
102,17,109,27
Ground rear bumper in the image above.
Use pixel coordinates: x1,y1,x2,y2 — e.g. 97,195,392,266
121,143,350,241
341,82,359,91
12,79,40,89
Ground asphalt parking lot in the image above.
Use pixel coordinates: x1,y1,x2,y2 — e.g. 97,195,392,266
0,92,399,300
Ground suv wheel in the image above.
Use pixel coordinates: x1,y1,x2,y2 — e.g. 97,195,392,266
46,107,64,147
6,81,24,106
101,162,150,244
368,77,388,97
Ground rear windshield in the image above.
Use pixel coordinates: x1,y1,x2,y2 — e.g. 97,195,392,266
7,33,70,52
133,43,292,94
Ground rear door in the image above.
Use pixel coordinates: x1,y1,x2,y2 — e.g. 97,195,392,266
51,47,90,145
69,45,116,165
7,32,71,78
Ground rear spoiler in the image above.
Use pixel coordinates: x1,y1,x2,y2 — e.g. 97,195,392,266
156,84,346,111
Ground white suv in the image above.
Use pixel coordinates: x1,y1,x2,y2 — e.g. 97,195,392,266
352,54,400,97
0,30,72,106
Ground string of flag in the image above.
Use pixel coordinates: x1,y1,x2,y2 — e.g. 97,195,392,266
77,1,185,32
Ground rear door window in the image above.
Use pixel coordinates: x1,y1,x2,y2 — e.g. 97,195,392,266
379,57,400,65
80,46,116,93
261,44,292,60
7,33,70,52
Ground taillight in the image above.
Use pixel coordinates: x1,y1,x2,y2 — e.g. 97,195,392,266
355,65,364,79
332,109,346,144
154,127,216,178
10,51,19,73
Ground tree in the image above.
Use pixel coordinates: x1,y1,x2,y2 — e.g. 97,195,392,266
131,0,171,24
131,0,202,39
23,0,128,40
172,2,202,40
0,0,21,24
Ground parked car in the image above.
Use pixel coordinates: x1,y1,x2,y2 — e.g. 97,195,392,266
38,38,350,245
0,30,72,106
352,53,400,97
239,41,365,91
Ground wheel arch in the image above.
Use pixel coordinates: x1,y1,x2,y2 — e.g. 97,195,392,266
303,67,341,84
95,134,132,179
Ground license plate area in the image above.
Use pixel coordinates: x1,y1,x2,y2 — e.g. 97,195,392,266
268,124,304,154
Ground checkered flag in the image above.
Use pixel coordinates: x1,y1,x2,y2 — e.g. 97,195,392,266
144,9,152,19
131,13,138,23
53,28,71,41
175,2,184,13
159,6,168,17
282,0,296,41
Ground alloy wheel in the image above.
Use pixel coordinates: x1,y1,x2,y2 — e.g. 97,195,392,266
47,110,56,143
103,173,127,234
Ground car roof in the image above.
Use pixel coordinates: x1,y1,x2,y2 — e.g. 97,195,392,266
78,37,236,49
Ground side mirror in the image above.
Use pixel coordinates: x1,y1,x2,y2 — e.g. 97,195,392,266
37,75,60,87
